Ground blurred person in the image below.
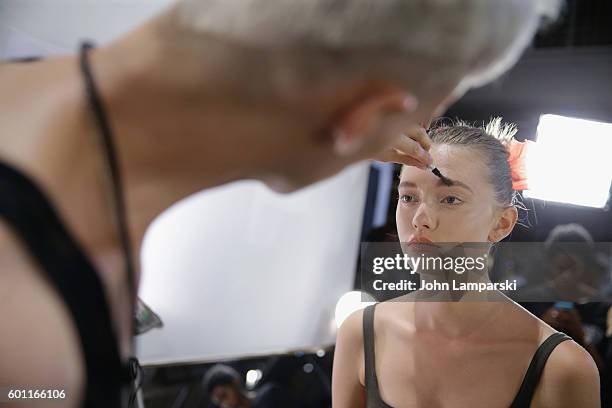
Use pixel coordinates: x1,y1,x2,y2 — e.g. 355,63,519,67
520,223,612,404
333,119,600,407
520,224,611,364
540,304,605,370
521,223,611,328
204,365,249,408
0,0,559,406
542,223,611,301
203,365,292,408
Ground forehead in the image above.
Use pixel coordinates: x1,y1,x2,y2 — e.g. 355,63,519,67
400,144,489,188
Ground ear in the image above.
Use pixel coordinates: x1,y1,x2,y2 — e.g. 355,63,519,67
488,206,518,243
330,87,418,156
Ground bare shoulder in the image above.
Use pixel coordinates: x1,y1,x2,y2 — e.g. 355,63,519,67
500,301,600,406
337,301,410,344
336,307,366,355
333,307,368,408
534,336,600,408
0,223,83,407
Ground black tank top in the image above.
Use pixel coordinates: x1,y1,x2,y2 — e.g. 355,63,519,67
0,161,131,407
362,303,571,408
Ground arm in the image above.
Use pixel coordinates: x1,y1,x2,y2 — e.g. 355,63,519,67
332,309,367,408
0,227,83,408
536,340,601,408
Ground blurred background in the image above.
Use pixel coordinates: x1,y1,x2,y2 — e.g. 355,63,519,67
140,3,612,407
1,1,612,407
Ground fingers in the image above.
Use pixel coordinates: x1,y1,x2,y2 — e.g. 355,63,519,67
404,126,432,151
394,132,433,166
375,110,434,161
374,149,429,169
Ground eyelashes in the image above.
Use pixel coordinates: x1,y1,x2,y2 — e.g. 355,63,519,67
398,194,463,206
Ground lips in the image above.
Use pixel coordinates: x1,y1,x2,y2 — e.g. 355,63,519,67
407,236,435,245
405,236,440,253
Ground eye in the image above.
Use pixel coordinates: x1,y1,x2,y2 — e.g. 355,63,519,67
399,194,417,204
441,195,462,205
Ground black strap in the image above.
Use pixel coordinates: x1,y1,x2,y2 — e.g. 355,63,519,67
79,42,137,307
0,161,129,407
363,304,392,408
363,304,378,393
510,332,572,408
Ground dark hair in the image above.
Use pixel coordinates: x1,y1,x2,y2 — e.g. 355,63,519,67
427,117,516,207
544,223,610,288
544,223,596,262
203,364,241,394
545,223,594,247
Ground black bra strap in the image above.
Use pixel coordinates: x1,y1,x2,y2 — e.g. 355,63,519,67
0,161,128,406
363,304,381,405
510,332,572,408
79,42,137,307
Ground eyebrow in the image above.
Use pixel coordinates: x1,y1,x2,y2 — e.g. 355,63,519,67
399,178,473,193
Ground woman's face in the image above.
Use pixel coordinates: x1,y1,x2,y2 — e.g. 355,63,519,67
396,144,514,244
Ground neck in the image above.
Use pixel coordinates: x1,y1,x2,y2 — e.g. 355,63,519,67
412,268,508,337
0,16,303,276
412,300,506,338
76,17,311,257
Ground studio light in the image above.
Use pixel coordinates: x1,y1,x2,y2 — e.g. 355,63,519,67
524,114,612,208
245,369,262,389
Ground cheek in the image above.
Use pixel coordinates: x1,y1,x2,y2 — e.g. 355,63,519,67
395,203,414,240
441,207,493,240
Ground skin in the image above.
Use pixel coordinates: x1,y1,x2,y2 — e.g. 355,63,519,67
545,253,599,300
0,7,460,407
332,144,601,408
211,383,251,408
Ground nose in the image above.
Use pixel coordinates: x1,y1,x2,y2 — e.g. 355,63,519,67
412,203,436,231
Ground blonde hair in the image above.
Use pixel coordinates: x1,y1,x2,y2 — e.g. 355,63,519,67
174,0,560,90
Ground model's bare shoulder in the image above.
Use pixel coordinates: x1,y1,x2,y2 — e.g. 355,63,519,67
336,308,366,380
0,223,84,408
332,308,367,408
533,337,601,408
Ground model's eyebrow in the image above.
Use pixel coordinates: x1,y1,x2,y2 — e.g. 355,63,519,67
399,178,473,193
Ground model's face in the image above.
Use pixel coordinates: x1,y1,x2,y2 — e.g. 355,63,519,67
211,384,241,408
396,144,501,244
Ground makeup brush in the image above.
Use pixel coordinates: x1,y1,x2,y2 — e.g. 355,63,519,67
426,164,453,186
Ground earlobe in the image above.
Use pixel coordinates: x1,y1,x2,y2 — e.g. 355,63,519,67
489,207,518,243
330,88,418,156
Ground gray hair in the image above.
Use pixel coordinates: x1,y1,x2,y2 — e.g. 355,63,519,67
175,0,560,91
427,117,517,207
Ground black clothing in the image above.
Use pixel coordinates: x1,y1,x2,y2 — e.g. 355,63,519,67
0,161,130,406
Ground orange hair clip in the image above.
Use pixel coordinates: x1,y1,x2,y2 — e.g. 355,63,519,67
507,138,534,191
